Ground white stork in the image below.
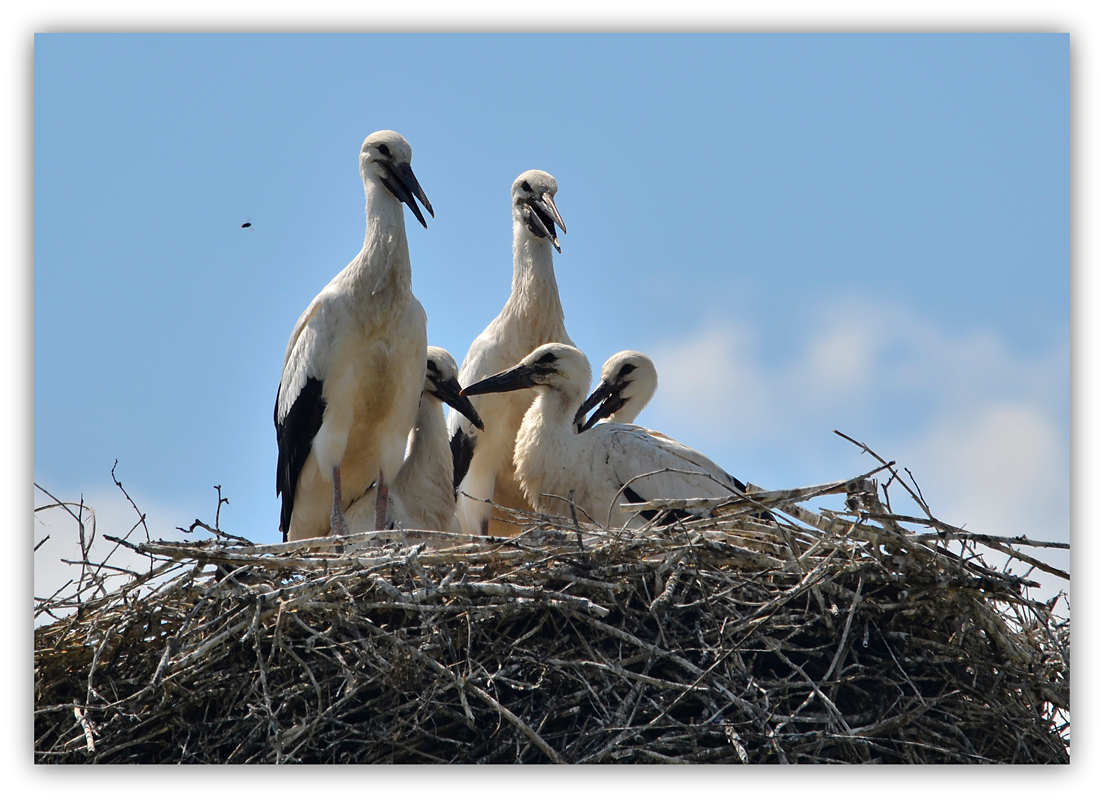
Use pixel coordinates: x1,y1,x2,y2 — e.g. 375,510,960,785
448,169,571,536
275,130,433,542
571,349,757,498
460,343,746,529
573,350,659,432
341,347,483,534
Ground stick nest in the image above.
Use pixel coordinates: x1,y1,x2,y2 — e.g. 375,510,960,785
35,451,1069,764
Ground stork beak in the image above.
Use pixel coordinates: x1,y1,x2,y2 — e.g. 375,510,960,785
534,192,566,235
461,363,540,397
433,376,484,430
525,193,566,253
384,161,435,228
573,379,626,432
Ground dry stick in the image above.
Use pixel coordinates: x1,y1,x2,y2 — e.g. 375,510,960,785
109,462,149,543
249,609,282,764
834,431,943,526
823,575,865,684
547,658,706,694
881,521,1068,550
622,465,894,517
359,619,567,764
72,702,96,753
969,541,1068,581
36,485,94,605
568,489,585,552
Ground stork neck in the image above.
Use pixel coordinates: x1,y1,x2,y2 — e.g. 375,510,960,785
351,179,413,301
529,384,587,439
412,394,446,441
506,220,565,324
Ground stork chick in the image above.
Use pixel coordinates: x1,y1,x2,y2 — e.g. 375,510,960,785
572,349,760,503
574,350,659,432
461,344,746,529
343,347,484,534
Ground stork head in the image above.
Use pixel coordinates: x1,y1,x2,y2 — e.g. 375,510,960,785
512,169,567,252
574,350,658,432
461,342,591,408
425,346,483,430
360,130,434,228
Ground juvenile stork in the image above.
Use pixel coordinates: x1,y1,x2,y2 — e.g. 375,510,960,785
572,349,757,497
461,344,746,529
448,169,571,536
574,350,659,432
341,347,484,534
275,130,433,542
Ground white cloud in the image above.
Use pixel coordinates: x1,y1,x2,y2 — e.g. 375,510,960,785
914,402,1067,536
647,298,1070,569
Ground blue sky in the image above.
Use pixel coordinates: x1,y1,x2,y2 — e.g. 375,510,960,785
33,33,1069,598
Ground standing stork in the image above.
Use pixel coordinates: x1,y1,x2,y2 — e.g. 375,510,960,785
275,130,433,542
448,169,571,536
342,347,484,534
461,343,747,529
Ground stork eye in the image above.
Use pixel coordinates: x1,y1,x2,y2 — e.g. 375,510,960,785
521,180,532,193
426,359,438,373
618,364,637,377
537,352,557,365
378,143,391,157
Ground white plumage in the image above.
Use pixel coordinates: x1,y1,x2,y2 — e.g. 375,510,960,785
574,350,659,432
461,343,745,529
342,347,483,534
275,130,433,542
448,169,571,536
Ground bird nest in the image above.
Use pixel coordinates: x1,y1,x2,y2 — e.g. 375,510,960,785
34,442,1069,764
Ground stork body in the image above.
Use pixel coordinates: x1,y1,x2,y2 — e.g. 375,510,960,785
449,170,571,536
462,344,745,529
275,131,433,542
342,347,483,534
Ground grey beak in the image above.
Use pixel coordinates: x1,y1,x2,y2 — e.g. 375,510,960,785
525,192,567,253
433,376,484,430
384,160,434,228
574,379,627,432
461,363,540,397
533,192,566,234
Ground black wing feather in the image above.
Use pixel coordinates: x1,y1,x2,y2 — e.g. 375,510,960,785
723,470,775,521
621,484,691,526
450,428,476,494
275,376,325,540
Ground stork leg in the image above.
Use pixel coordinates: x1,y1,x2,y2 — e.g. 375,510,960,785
375,469,389,531
330,465,350,539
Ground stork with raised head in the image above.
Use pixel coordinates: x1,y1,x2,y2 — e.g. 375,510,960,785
461,343,746,529
275,130,433,542
342,347,484,534
574,350,659,433
448,169,571,536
